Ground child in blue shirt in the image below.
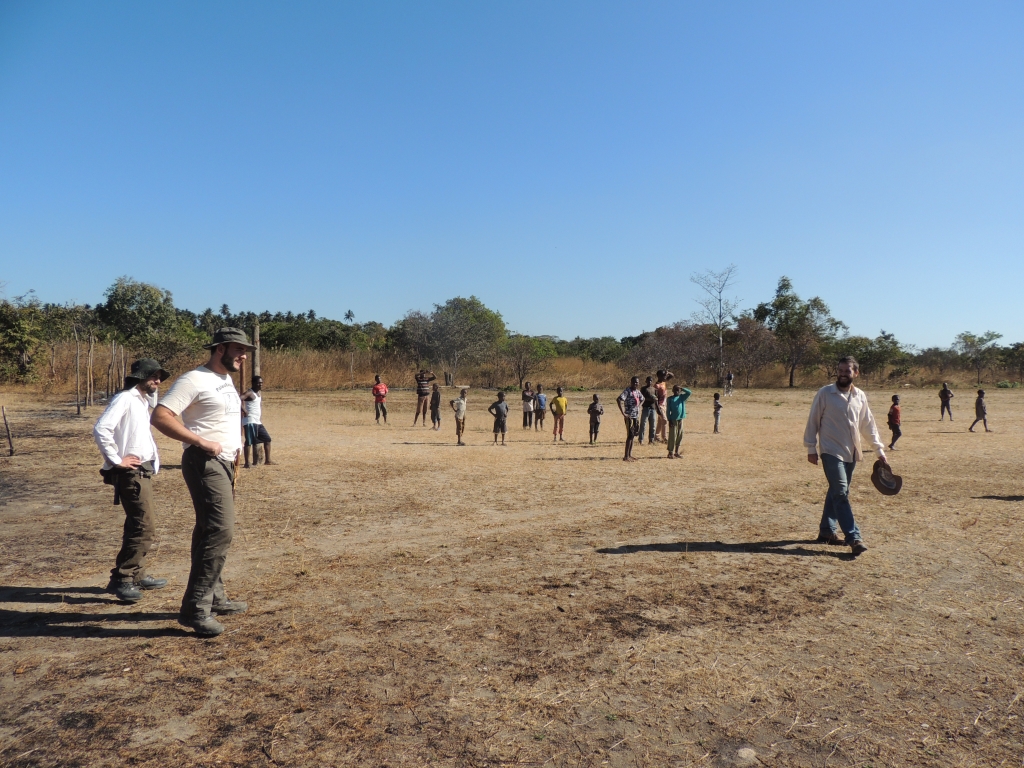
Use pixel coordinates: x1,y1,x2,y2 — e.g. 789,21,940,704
665,385,692,458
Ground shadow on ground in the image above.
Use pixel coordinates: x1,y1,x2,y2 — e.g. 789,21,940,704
0,586,121,605
0,607,185,638
973,495,1024,502
596,539,853,559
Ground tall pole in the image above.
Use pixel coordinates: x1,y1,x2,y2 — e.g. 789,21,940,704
253,322,261,377
74,326,81,416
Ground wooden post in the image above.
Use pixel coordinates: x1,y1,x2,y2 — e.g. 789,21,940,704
74,326,81,416
2,406,13,456
87,330,95,407
253,322,261,377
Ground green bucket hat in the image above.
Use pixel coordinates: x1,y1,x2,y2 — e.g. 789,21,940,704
126,358,171,383
203,327,256,350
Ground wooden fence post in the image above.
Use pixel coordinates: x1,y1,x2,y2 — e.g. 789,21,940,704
74,326,81,416
2,406,13,456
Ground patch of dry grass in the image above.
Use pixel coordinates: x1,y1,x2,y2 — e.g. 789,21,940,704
0,386,1021,766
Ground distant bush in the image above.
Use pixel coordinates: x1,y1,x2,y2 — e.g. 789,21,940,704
996,380,1019,388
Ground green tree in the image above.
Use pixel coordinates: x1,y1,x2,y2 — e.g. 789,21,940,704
954,331,1003,385
1001,343,1024,384
728,314,778,388
501,335,557,388
428,297,506,385
96,277,205,363
754,277,846,387
0,292,43,381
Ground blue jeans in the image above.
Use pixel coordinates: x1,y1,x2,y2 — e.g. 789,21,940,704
819,454,861,543
639,407,656,443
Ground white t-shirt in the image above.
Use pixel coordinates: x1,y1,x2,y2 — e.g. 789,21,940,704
242,390,262,425
160,366,242,461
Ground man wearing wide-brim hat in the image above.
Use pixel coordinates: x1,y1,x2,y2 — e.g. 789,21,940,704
93,358,171,603
152,328,253,637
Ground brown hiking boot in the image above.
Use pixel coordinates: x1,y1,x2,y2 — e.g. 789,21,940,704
850,540,868,556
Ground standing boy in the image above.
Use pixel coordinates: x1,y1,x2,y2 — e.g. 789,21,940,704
151,328,252,637
450,388,468,446
638,376,658,444
534,385,547,431
413,369,436,426
665,384,692,459
371,375,389,425
522,382,535,429
617,376,644,462
887,395,902,449
242,376,274,467
803,356,888,556
939,383,954,421
93,358,170,603
488,391,510,445
430,383,442,430
713,393,723,433
587,394,604,444
969,390,992,432
550,387,569,442
725,370,734,396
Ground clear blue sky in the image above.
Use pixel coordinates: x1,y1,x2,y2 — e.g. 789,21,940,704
2,1,1022,348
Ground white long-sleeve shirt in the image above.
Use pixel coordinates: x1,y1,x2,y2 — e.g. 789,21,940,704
803,383,886,464
93,388,160,472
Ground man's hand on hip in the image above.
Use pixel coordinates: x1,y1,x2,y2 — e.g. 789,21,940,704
117,455,142,469
198,438,222,457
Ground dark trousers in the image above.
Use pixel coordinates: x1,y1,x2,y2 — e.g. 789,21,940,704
523,411,533,428
375,402,388,421
639,407,656,443
180,447,235,618
110,471,156,583
589,421,600,441
889,425,902,447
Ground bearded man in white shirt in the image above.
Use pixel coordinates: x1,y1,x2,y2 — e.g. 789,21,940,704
93,358,171,603
803,356,888,556
152,327,253,637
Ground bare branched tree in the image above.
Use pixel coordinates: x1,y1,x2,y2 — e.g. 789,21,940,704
690,265,739,386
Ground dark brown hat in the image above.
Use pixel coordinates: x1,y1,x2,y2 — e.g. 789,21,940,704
871,459,903,496
126,358,171,382
203,327,255,350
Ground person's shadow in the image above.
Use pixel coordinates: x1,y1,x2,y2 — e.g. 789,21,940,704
596,539,854,559
973,495,1024,502
0,586,186,637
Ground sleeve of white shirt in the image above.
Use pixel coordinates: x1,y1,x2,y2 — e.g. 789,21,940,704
93,393,128,466
859,397,887,460
158,373,198,416
803,389,824,454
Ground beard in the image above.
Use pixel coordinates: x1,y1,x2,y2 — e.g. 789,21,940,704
141,380,160,395
221,349,240,372
836,375,852,387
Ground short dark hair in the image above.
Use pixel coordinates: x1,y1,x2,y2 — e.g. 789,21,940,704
838,356,859,373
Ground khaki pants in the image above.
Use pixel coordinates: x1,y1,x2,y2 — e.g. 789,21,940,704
180,447,235,619
455,417,465,441
111,471,156,583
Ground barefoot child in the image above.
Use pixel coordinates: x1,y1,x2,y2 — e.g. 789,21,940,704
969,389,992,432
713,392,723,433
534,385,547,431
429,383,442,430
587,394,604,444
488,391,510,445
450,389,468,446
550,387,569,442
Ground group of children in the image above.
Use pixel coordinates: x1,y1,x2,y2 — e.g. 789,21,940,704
884,386,992,451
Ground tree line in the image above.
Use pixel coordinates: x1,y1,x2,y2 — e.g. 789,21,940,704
2,273,1021,389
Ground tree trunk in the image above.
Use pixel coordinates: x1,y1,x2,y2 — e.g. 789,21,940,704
788,364,796,387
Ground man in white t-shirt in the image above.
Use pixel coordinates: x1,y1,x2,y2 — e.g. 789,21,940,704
152,327,253,637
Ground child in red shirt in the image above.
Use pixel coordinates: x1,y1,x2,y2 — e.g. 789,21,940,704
371,375,389,424
887,394,901,449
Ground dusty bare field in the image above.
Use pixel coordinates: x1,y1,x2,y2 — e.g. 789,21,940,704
0,386,1021,767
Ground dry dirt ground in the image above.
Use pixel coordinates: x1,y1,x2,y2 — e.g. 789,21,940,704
0,385,1021,768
